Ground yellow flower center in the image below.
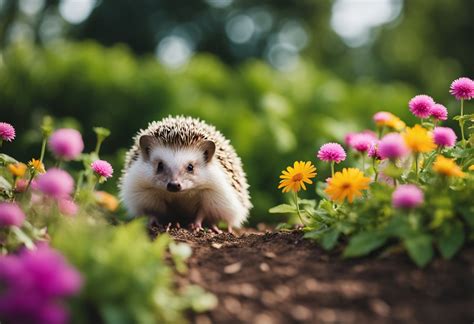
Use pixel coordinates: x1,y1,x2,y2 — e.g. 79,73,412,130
292,173,303,182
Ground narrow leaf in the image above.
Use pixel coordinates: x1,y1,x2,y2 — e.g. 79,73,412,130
269,204,297,214
343,232,387,258
404,234,433,267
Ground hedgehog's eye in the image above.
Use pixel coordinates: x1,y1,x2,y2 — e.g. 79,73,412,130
157,162,164,173
187,164,194,173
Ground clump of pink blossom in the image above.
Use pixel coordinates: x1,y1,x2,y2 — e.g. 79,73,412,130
392,184,424,209
0,202,25,227
368,143,381,160
430,104,448,121
0,122,15,142
449,77,474,100
58,199,78,216
91,160,114,179
408,95,435,119
37,168,74,199
378,133,409,160
373,111,393,125
317,143,346,163
433,127,457,148
48,129,84,161
351,133,376,153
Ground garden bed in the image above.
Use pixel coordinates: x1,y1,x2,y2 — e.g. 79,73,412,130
150,227,474,324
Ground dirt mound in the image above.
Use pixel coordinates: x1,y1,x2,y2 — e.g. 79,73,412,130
150,227,474,324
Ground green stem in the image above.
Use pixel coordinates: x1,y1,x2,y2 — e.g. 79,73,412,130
330,161,335,178
459,99,466,148
293,191,306,226
94,138,103,156
415,153,419,181
39,137,47,164
361,154,366,172
372,158,378,182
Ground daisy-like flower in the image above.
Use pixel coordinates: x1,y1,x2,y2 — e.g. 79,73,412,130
392,185,424,209
317,143,346,163
278,161,317,193
385,115,406,131
0,122,15,143
430,104,448,121
409,95,435,119
28,158,46,174
433,127,457,148
324,168,371,203
91,160,114,179
403,125,436,153
432,155,465,178
7,163,27,178
449,77,474,100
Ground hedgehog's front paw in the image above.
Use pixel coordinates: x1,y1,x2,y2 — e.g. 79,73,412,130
189,221,203,232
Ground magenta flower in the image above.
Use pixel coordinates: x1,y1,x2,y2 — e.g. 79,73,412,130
392,184,424,209
409,95,435,119
430,104,448,121
351,133,375,153
449,77,474,100
433,127,457,148
344,132,356,147
317,143,346,163
48,129,84,161
0,202,25,227
37,168,74,199
373,111,392,125
0,244,82,324
0,122,15,142
58,199,78,216
378,133,409,160
91,160,114,179
368,143,381,160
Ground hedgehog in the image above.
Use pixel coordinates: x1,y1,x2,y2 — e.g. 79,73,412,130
119,116,252,232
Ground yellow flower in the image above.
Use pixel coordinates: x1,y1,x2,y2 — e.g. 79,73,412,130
469,165,474,171
7,163,27,177
403,125,436,153
95,191,119,212
386,115,406,131
28,159,45,174
432,155,465,178
278,161,317,193
325,168,371,203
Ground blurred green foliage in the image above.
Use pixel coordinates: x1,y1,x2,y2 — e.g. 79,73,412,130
0,41,455,224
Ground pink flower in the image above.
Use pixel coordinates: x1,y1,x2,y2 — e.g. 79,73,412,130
433,127,457,148
409,95,435,119
378,133,409,160
351,133,375,153
58,199,78,216
0,122,15,142
0,202,25,227
368,142,381,160
48,129,84,161
344,132,356,147
317,143,346,163
392,184,424,209
37,168,74,199
91,160,113,179
430,104,448,121
373,111,392,125
449,77,474,100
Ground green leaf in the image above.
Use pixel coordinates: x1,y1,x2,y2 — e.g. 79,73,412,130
297,198,316,208
269,204,296,214
343,232,387,258
0,153,19,165
0,176,12,191
438,222,465,259
404,234,433,267
320,227,340,250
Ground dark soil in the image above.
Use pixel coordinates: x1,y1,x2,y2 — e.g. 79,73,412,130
150,227,474,324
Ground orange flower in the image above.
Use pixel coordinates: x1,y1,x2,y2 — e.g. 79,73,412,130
278,161,317,193
95,191,119,212
325,168,371,203
28,158,45,174
7,163,27,177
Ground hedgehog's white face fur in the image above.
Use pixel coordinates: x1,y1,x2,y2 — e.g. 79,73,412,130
139,135,216,192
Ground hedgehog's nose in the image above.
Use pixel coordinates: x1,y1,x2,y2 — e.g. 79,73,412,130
167,181,181,192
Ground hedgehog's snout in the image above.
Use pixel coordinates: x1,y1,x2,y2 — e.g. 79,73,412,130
167,181,182,192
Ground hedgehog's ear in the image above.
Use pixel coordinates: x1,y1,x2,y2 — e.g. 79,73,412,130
201,140,215,163
139,135,157,160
